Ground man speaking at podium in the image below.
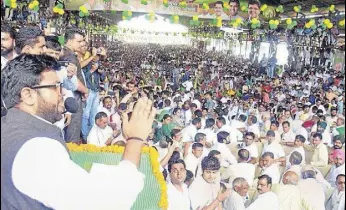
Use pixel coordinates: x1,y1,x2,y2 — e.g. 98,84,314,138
1,54,157,210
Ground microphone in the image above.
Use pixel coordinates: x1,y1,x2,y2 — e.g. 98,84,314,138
63,97,79,114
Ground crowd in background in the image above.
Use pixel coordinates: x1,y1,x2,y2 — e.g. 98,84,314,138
1,21,345,210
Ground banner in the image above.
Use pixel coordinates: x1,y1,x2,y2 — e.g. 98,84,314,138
65,0,258,20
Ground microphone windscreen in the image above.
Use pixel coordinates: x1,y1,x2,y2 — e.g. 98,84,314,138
64,97,79,114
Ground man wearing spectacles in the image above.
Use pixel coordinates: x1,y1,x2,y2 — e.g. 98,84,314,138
326,174,345,210
1,54,158,210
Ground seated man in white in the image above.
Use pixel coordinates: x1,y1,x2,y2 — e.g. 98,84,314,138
97,96,115,120
224,177,250,210
186,133,209,158
189,156,229,210
281,121,296,146
299,170,326,210
304,133,329,167
258,152,281,184
216,117,243,143
247,115,260,139
246,175,280,210
262,130,286,166
282,151,303,181
200,118,218,147
241,132,259,164
273,171,310,210
327,149,345,187
285,135,306,169
225,149,256,186
87,112,116,146
167,159,191,210
185,142,204,177
211,131,237,167
326,174,345,210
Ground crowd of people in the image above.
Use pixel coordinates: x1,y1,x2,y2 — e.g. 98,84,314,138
1,20,345,210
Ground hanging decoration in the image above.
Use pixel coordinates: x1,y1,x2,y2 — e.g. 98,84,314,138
141,0,148,5
293,5,301,13
286,18,297,29
53,3,64,15
305,19,317,30
223,2,230,12
170,15,179,24
329,5,336,13
79,5,89,17
250,18,260,29
322,19,334,29
276,5,284,13
122,11,132,20
121,0,129,4
269,19,279,30
202,3,209,10
260,4,268,12
4,0,17,8
262,6,276,19
190,16,200,26
230,17,243,28
28,0,40,12
163,0,168,7
339,19,345,27
310,5,319,13
58,35,65,46
146,12,156,22
179,1,187,9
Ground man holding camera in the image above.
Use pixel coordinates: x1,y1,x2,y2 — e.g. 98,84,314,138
78,41,108,142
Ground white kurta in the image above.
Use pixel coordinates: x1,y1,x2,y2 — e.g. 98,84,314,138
227,163,256,186
328,164,345,187
224,190,246,210
87,125,113,146
167,183,191,210
246,191,280,210
326,189,345,210
261,164,281,184
262,142,286,160
189,176,220,210
298,178,326,210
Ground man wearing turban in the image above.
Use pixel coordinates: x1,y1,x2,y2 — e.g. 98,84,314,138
328,149,345,187
317,121,332,147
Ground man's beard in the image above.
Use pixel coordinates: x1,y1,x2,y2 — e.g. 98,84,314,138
334,145,343,149
1,47,13,57
36,96,63,124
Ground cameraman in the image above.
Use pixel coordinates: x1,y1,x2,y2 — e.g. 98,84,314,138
79,41,108,141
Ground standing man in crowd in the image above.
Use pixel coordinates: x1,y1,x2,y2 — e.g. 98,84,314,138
61,28,89,143
1,24,17,70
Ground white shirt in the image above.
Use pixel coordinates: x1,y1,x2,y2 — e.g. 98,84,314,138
110,112,122,131
298,178,326,210
286,146,306,167
181,124,197,143
189,176,220,210
185,154,202,177
328,164,345,187
192,99,202,110
262,141,286,160
218,125,243,143
12,137,144,210
183,109,193,126
167,183,191,210
272,184,304,210
246,191,280,210
212,142,237,165
201,128,217,145
261,163,281,184
87,125,113,146
224,190,246,210
98,107,115,121
227,163,256,186
243,143,259,159
326,189,345,210
248,124,260,138
281,130,296,143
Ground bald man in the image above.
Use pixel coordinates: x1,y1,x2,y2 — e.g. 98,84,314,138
272,171,310,210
